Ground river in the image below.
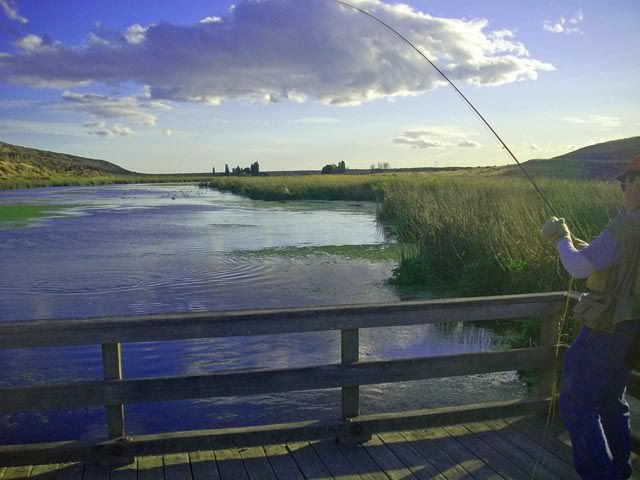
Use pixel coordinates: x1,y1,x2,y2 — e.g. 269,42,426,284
0,183,528,444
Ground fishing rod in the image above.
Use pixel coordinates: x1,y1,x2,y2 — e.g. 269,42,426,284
333,0,560,219
333,3,569,478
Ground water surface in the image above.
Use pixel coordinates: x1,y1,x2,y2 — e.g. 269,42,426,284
0,183,527,443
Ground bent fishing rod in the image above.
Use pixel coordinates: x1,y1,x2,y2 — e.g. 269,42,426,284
333,0,560,219
333,3,569,477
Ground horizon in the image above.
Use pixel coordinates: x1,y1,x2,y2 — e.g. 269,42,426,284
1,0,638,174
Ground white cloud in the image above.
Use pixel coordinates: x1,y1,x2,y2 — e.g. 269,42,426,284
163,129,172,136
124,24,148,45
543,10,584,34
16,34,42,52
294,117,341,124
200,16,222,24
393,127,482,149
60,90,172,126
0,0,554,106
563,114,621,128
88,123,134,137
0,0,27,24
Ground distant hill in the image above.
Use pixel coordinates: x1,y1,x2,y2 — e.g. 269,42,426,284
0,140,132,179
502,136,640,179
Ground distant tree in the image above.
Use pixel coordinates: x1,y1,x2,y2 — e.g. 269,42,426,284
212,166,216,175
370,164,376,171
337,160,346,173
224,164,230,176
232,165,242,175
382,162,390,170
243,167,251,175
321,164,337,174
250,161,260,176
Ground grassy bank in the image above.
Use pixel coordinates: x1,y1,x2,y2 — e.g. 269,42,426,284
202,175,386,201
203,174,621,295
0,174,214,190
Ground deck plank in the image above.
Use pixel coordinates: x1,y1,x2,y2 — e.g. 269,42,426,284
400,430,474,480
215,447,249,480
336,442,390,480
110,459,137,480
463,422,564,480
239,446,277,480
138,455,165,480
378,432,445,480
362,435,417,480
503,416,575,465
28,464,58,480
287,441,333,480
189,450,221,480
310,439,362,479
54,463,82,480
422,427,503,480
2,466,32,480
442,424,529,480
263,445,305,480
484,419,580,479
164,452,193,480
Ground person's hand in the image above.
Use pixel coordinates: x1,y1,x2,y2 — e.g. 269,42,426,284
572,237,589,249
541,217,571,243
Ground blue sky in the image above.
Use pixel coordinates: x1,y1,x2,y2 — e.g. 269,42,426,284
0,0,638,173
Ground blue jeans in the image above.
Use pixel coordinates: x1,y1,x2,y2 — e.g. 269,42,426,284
560,321,640,479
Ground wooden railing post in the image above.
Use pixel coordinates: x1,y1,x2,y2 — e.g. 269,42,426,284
538,314,561,398
102,343,125,438
341,329,359,420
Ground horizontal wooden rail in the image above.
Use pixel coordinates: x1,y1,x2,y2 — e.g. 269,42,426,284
0,347,558,411
0,398,552,466
0,292,568,349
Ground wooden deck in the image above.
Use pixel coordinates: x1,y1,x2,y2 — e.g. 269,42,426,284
1,415,589,480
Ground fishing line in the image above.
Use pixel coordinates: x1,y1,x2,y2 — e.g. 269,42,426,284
333,0,560,219
333,2,572,476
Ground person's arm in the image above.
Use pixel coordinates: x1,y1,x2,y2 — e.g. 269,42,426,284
556,230,620,279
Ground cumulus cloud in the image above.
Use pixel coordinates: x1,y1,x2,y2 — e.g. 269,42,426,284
87,123,133,137
543,10,584,34
563,114,621,128
393,127,481,149
59,90,172,126
0,0,27,24
0,0,553,107
200,16,222,24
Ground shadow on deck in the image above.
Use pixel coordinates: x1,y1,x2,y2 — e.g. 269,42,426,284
1,415,588,480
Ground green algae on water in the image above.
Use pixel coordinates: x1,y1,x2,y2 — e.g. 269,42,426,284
0,204,68,228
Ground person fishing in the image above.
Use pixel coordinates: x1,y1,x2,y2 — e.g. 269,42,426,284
541,155,640,479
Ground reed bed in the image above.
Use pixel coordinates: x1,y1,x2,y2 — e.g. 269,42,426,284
205,173,623,296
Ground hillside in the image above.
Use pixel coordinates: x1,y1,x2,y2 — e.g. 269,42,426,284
0,140,132,179
503,136,640,179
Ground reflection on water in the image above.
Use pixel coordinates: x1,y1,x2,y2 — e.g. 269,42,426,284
0,184,527,443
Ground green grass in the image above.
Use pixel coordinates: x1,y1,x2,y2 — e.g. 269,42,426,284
0,204,69,227
0,174,214,190
202,175,387,201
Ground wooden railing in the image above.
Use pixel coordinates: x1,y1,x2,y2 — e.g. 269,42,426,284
0,292,579,465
